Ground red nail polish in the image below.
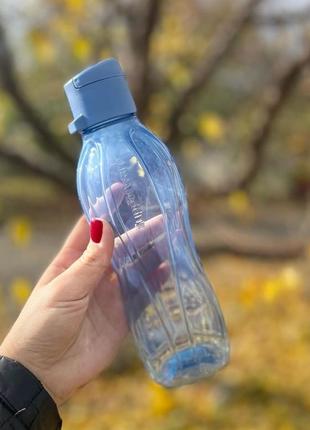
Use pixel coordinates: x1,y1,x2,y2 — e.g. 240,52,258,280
90,219,103,243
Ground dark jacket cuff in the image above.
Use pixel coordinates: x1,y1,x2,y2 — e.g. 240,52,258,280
0,356,62,429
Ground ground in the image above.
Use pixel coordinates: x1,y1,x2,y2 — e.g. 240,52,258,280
0,182,309,429
59,255,310,430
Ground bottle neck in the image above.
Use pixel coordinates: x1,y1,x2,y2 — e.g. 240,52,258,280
81,113,136,135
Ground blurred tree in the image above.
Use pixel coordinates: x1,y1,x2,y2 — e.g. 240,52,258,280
0,0,309,196
0,0,309,261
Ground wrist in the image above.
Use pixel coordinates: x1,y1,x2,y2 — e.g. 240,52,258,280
0,355,62,428
0,342,64,407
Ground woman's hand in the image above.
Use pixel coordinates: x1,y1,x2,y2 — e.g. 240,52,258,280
0,217,127,406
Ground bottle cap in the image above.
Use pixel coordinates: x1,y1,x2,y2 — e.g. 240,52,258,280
64,58,136,134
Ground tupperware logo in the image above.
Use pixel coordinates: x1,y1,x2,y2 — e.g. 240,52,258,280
119,165,144,228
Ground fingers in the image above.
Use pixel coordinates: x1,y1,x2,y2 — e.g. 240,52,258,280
38,180,124,288
125,214,164,250
37,216,89,287
114,214,165,260
89,182,125,219
51,219,115,300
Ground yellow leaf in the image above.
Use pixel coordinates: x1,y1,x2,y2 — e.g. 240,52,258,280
279,266,302,291
64,0,85,14
11,278,32,305
166,62,190,88
228,191,251,216
261,267,301,304
137,166,145,177
73,37,91,61
8,216,32,247
162,15,182,34
153,33,184,57
52,17,77,42
262,278,282,303
148,381,175,416
239,278,260,308
29,29,55,63
130,156,145,177
197,112,225,141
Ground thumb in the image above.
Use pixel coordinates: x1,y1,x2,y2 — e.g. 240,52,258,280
51,219,115,300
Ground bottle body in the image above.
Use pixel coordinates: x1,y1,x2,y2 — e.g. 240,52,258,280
77,115,229,387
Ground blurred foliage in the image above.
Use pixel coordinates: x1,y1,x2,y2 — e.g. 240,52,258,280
8,216,32,247
197,112,226,142
10,277,32,306
0,0,309,197
228,191,252,217
58,257,310,430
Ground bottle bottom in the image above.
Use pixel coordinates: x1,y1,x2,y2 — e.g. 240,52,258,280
153,340,229,388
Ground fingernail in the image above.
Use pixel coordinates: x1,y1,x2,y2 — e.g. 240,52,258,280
90,219,103,243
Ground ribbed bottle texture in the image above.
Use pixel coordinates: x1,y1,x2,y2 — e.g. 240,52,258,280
77,116,229,387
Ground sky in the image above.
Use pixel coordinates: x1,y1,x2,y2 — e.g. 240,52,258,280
1,0,310,13
266,0,310,11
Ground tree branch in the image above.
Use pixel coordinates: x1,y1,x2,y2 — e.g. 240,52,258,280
0,144,74,193
197,238,306,260
204,48,310,198
0,23,75,167
166,0,263,149
240,52,310,190
135,0,163,118
123,0,163,118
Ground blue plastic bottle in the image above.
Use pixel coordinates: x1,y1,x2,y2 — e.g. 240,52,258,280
64,58,229,387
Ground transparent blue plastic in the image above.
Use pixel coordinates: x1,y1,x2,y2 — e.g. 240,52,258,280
77,114,229,387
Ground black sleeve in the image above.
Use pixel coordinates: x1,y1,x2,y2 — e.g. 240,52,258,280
0,356,62,429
